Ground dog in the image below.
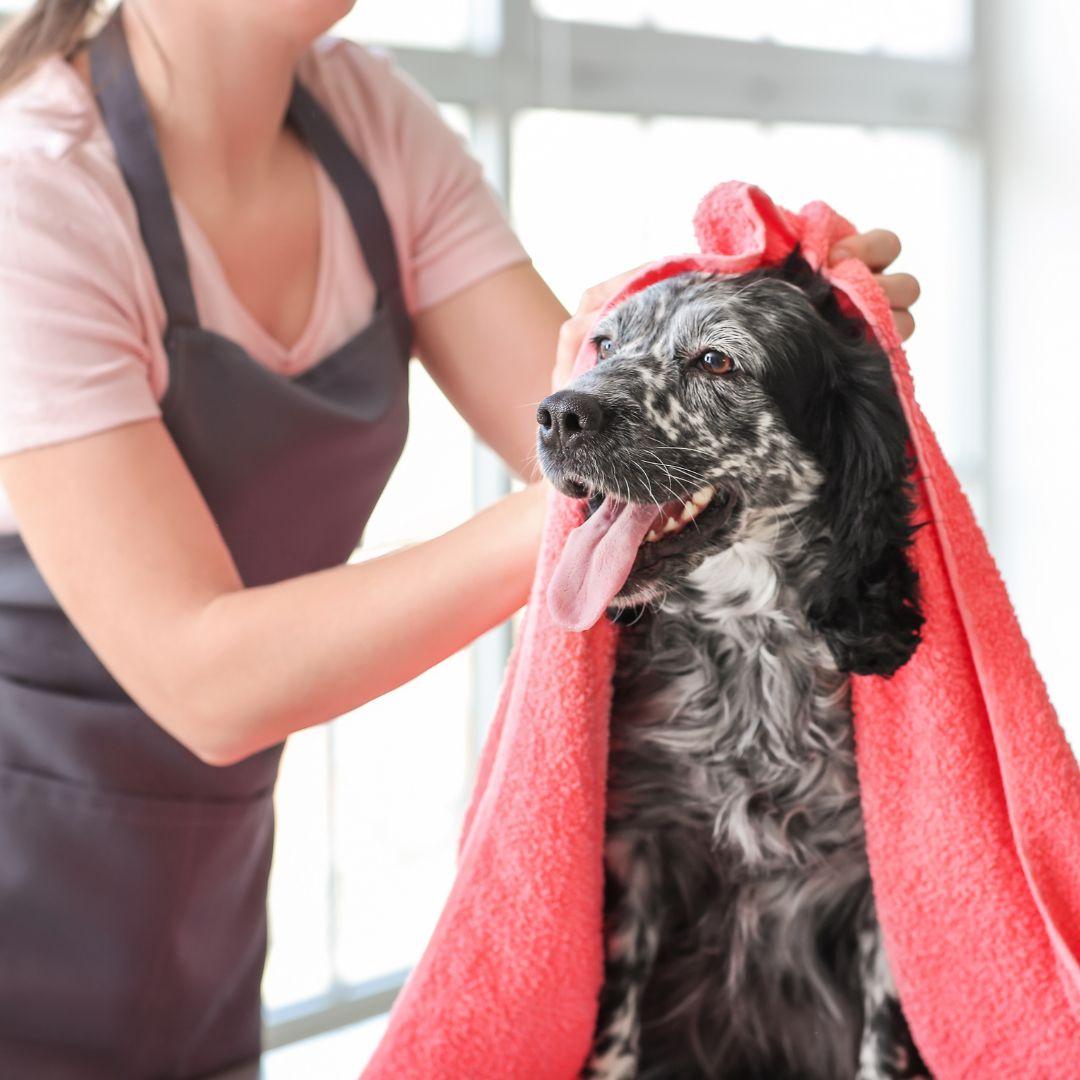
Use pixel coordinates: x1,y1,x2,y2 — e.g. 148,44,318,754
536,250,930,1080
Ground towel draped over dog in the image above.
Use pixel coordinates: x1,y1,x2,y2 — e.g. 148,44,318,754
363,182,1080,1079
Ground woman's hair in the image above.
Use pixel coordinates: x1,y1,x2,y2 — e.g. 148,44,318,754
0,0,102,95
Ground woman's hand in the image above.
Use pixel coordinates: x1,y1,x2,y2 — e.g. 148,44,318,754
554,230,921,391
827,229,920,341
552,265,650,391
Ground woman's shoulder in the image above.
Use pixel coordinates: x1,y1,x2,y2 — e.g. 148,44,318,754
0,53,105,162
0,56,153,340
299,34,405,96
297,35,449,155
0,54,137,252
297,34,528,317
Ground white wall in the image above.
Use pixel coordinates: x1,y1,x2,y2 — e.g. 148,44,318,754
983,0,1080,741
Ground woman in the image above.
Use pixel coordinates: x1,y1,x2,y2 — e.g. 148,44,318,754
0,0,920,1074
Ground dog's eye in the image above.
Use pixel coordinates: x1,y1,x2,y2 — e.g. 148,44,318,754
596,337,616,359
696,350,735,375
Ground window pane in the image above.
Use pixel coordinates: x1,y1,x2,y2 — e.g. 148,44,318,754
511,111,655,307
512,108,983,475
330,649,469,983
533,1,971,59
264,727,334,1010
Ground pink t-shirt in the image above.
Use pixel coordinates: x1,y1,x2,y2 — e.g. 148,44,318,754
0,36,530,531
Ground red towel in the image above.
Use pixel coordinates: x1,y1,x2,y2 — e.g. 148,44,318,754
362,182,1080,1079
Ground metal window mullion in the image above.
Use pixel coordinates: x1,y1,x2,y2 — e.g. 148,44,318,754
389,25,974,131
464,0,529,774
969,0,996,542
326,718,343,992
264,968,411,1050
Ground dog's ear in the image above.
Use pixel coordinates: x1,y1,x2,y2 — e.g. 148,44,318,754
805,326,924,676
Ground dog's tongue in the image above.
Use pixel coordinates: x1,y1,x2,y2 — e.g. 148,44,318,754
547,496,658,631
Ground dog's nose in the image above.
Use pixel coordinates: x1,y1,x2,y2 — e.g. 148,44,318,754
537,390,607,448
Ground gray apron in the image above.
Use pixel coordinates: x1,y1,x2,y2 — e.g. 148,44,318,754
0,9,411,1077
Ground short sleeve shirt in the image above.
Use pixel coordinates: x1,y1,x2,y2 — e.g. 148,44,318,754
0,36,530,530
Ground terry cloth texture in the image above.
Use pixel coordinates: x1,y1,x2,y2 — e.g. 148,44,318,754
362,181,1080,1080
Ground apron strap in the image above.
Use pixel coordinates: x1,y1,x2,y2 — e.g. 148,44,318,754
89,6,413,354
89,8,199,329
287,82,409,330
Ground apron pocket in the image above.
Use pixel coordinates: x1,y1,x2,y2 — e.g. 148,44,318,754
0,764,274,1079
0,670,281,800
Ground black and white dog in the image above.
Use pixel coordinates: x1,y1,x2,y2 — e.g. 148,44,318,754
536,251,929,1080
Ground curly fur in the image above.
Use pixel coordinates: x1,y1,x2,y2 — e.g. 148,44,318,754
764,256,923,675
536,251,928,1079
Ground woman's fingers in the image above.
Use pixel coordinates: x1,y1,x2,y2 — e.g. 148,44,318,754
829,229,920,342
552,262,652,390
891,309,916,342
828,228,902,272
553,315,589,390
577,262,652,317
876,271,921,310
555,239,922,386
874,271,920,341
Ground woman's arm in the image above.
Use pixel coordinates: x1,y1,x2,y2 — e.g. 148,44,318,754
0,417,546,766
413,260,568,481
0,263,624,769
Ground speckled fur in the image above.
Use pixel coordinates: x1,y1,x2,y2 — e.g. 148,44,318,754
588,521,927,1080
538,254,928,1079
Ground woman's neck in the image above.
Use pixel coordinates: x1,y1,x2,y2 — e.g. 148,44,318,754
121,1,309,201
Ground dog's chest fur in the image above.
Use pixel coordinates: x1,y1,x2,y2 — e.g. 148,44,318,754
607,531,873,1077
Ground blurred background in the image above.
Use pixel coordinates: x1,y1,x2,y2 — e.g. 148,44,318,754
11,0,1077,1072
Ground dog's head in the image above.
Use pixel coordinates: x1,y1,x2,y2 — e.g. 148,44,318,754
537,250,922,676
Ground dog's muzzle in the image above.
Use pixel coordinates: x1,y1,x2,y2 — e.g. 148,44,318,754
537,389,607,452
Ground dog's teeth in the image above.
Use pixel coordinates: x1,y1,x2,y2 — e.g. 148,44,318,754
640,484,719,546
691,484,715,508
